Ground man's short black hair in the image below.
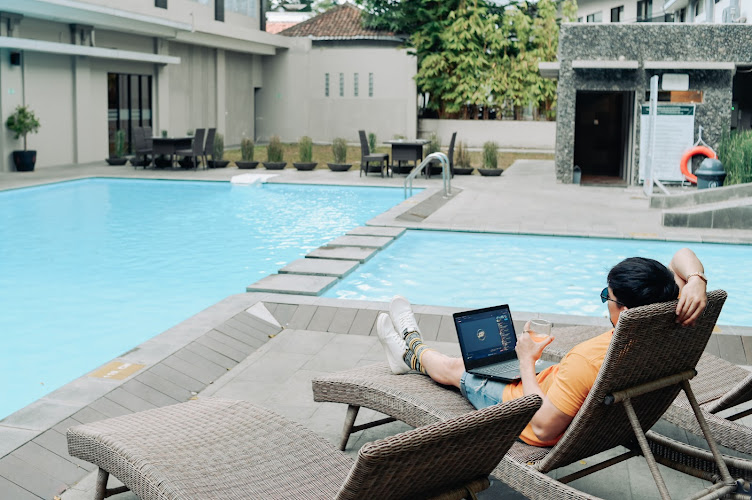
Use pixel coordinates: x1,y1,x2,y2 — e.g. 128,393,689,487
607,257,679,309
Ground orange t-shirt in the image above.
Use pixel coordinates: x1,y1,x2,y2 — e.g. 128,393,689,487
502,329,614,447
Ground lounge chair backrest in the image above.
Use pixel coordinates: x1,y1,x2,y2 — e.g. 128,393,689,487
191,128,206,156
532,289,727,473
335,395,542,500
358,130,370,157
447,132,457,169
204,128,216,158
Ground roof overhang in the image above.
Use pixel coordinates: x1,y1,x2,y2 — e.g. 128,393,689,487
0,35,180,64
572,59,639,69
663,0,690,13
539,61,560,79
644,61,736,70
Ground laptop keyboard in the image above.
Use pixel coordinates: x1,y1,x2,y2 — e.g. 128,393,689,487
474,360,519,377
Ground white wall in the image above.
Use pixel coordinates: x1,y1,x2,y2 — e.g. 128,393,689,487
419,119,556,151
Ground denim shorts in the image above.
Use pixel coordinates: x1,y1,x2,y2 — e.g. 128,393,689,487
460,372,508,409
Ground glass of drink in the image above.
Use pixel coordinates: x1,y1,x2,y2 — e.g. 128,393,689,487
529,319,552,339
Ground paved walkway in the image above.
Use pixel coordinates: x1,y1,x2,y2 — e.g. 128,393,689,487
1,160,751,499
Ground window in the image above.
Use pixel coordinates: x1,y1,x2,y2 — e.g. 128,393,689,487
226,0,257,17
107,73,152,156
325,73,329,97
637,0,652,21
694,0,704,17
610,6,624,22
215,0,224,21
577,16,584,21
339,72,344,97
368,73,374,97
586,11,603,22
677,7,687,21
354,73,359,97
155,0,167,8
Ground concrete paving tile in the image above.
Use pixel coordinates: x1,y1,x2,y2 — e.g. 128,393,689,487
116,341,182,366
417,314,442,340
229,350,312,385
246,273,338,295
12,441,85,485
307,306,338,331
328,307,358,334
264,302,279,315
266,329,335,355
704,334,720,357
0,426,40,458
306,246,377,262
717,335,747,365
286,304,318,330
326,235,393,248
348,309,378,336
272,303,299,326
43,377,121,407
0,400,80,432
104,388,158,413
87,397,132,419
302,335,376,372
33,428,90,467
233,311,283,336
0,455,68,499
194,334,249,362
134,370,193,403
214,321,267,347
206,379,283,405
437,315,456,342
347,226,405,237
243,303,281,329
183,342,237,370
0,476,38,500
204,330,257,356
363,339,388,362
52,417,84,436
70,407,109,425
173,348,230,379
161,353,223,386
148,364,204,393
279,258,359,278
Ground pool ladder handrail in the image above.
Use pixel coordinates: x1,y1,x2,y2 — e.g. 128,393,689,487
404,152,451,199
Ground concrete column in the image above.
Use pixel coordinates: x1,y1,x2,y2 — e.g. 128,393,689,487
216,48,226,136
71,56,98,163
155,38,170,135
0,48,26,172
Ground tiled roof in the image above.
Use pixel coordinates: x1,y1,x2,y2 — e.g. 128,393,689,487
279,4,400,40
266,21,300,34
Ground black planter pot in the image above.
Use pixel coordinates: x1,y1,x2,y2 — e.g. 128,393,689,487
208,160,230,169
478,168,503,177
453,167,474,175
264,162,287,170
105,156,129,166
12,150,36,172
327,163,352,172
154,157,173,168
236,161,259,169
293,162,317,171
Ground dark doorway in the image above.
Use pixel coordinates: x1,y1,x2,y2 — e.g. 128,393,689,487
107,73,153,156
574,91,630,185
732,69,752,131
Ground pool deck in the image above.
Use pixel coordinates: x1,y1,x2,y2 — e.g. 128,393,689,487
2,160,752,500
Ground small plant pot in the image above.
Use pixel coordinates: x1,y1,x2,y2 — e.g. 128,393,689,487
478,168,503,177
208,160,230,169
178,158,199,169
327,163,352,172
154,157,173,169
105,156,128,166
236,161,259,169
452,167,474,175
12,150,36,172
293,162,317,171
130,157,151,168
264,162,287,170
391,164,413,175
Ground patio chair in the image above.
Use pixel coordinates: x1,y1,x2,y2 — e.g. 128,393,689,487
204,127,216,167
359,130,389,177
67,396,541,500
131,126,152,168
427,132,456,178
176,128,205,169
313,290,750,499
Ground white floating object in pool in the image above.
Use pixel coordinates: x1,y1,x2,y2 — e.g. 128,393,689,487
231,173,278,185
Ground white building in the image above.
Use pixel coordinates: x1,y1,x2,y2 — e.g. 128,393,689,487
575,0,750,25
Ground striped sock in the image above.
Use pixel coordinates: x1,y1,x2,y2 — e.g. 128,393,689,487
402,330,432,374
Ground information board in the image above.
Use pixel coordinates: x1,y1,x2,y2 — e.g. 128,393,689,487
639,104,695,183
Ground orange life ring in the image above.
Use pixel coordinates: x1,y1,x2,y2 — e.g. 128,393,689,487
680,146,716,184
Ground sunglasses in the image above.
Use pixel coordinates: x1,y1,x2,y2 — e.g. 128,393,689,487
601,287,624,306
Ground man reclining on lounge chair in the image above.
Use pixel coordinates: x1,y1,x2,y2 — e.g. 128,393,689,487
376,248,708,448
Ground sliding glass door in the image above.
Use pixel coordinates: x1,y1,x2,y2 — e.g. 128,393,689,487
107,73,152,155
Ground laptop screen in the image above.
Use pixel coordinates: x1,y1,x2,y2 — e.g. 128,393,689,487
454,304,517,367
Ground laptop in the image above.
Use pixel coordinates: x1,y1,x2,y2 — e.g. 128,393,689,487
453,304,556,382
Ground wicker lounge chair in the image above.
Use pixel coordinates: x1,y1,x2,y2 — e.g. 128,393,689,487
67,396,541,500
314,290,748,499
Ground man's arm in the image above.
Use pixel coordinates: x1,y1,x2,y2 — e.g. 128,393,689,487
516,324,573,442
669,248,707,326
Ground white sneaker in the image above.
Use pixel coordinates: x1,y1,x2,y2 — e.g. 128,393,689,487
376,313,409,375
389,295,421,338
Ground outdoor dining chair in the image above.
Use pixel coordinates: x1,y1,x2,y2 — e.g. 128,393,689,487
67,396,541,500
176,128,205,169
204,127,216,167
427,131,456,178
131,127,152,168
359,130,389,177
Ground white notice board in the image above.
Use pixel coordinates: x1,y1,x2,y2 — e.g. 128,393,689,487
639,104,695,182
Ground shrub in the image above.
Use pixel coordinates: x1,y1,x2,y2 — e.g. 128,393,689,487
213,133,224,161
241,138,255,161
718,130,752,186
267,135,284,162
368,132,377,152
332,138,347,163
482,141,498,169
425,133,441,156
114,129,126,157
455,141,471,168
299,136,313,162
161,130,168,138
186,129,194,137
5,105,40,150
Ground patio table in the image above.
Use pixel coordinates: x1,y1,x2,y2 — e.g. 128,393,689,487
385,139,429,175
152,137,192,168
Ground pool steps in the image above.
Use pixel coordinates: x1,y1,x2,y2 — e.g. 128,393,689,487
246,226,405,296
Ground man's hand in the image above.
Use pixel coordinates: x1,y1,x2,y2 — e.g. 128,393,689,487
676,277,707,326
516,321,555,365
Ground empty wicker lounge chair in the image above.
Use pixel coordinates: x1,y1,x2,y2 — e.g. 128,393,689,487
67,396,541,500
314,290,749,499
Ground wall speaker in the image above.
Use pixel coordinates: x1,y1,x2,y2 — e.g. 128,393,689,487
10,52,20,66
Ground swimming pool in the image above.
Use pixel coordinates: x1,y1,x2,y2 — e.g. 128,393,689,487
0,179,405,419
324,230,752,327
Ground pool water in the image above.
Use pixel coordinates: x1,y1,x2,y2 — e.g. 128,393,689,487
325,230,752,327
0,179,405,419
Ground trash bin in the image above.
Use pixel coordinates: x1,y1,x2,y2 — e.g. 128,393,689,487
573,165,582,185
695,158,726,189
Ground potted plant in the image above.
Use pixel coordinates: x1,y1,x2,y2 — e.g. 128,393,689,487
208,133,229,168
452,141,474,175
236,138,258,169
327,138,352,171
293,136,317,170
6,105,40,172
478,141,502,176
263,135,286,169
106,129,128,165
368,132,377,154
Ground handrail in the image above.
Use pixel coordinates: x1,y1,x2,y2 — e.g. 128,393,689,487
404,152,451,199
